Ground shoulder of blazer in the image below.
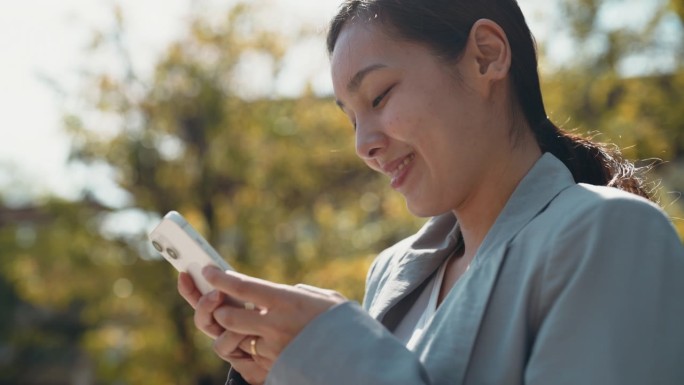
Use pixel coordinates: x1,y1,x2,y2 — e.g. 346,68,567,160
508,178,670,250
545,182,668,232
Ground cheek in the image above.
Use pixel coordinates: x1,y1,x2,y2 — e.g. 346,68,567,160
382,97,423,140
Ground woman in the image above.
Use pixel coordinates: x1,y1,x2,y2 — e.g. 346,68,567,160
178,0,684,384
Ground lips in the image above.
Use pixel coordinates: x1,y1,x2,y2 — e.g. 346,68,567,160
381,153,415,189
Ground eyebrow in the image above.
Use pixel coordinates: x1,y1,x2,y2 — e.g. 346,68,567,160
336,63,387,109
348,63,387,92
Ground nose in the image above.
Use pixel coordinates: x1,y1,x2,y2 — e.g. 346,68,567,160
355,119,387,160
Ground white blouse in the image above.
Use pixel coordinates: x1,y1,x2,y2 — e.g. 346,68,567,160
393,257,451,350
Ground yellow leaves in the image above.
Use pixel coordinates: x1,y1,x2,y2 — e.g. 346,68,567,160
302,254,375,302
313,199,336,226
544,70,681,159
3,0,423,381
671,0,684,22
7,252,42,300
543,52,684,236
675,220,684,241
98,74,117,93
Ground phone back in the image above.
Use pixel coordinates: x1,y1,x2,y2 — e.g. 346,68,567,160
149,212,232,295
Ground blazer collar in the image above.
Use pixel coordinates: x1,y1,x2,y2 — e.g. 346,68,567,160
368,153,575,326
367,213,462,320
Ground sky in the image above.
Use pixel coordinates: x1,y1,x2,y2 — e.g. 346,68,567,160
0,0,670,209
0,0,345,206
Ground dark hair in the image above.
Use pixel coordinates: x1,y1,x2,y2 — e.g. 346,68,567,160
327,0,652,200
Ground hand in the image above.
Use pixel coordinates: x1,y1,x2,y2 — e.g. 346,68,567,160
178,272,269,384
177,272,226,338
202,266,347,372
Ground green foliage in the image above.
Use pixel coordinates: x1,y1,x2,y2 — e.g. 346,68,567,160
1,0,682,384
2,2,422,384
672,0,684,21
546,0,684,238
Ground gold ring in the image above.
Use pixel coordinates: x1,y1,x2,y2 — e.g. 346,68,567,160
250,337,258,357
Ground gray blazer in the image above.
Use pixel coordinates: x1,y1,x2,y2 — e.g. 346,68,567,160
257,154,684,385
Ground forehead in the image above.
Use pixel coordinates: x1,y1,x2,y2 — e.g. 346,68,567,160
330,21,412,93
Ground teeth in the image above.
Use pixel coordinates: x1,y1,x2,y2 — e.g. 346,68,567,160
392,154,414,176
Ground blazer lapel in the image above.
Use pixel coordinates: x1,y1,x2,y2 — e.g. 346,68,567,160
419,241,510,385
402,154,576,385
367,213,462,322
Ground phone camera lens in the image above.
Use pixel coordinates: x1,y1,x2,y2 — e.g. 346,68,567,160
167,247,179,260
152,241,163,252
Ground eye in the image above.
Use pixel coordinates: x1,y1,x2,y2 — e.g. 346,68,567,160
372,86,394,108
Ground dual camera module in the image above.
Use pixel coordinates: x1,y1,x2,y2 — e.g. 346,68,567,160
152,240,179,260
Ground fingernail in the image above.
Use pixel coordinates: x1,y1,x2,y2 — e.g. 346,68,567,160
209,291,220,302
202,265,217,277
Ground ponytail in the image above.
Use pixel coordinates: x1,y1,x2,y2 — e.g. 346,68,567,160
533,118,652,201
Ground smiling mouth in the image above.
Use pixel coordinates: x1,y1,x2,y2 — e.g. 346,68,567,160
388,153,415,187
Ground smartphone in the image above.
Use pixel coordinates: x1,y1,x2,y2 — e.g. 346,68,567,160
148,211,235,295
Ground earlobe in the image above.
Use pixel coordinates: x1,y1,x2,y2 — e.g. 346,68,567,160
469,19,511,80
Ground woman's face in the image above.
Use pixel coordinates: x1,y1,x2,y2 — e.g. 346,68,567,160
331,21,507,217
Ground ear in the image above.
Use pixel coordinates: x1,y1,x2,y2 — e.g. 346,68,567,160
463,19,511,95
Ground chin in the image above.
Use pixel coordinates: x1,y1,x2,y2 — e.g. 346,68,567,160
405,200,448,218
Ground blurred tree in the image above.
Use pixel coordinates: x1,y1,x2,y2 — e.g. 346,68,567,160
2,0,683,384
0,1,422,384
0,197,112,384
672,0,684,21
544,0,684,236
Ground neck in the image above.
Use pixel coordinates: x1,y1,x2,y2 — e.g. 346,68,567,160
453,129,542,258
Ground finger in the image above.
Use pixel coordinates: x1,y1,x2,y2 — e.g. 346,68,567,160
251,348,274,371
294,283,346,301
203,266,287,307
213,305,271,337
229,359,268,385
194,291,226,339
238,337,276,369
178,272,202,309
212,331,251,362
